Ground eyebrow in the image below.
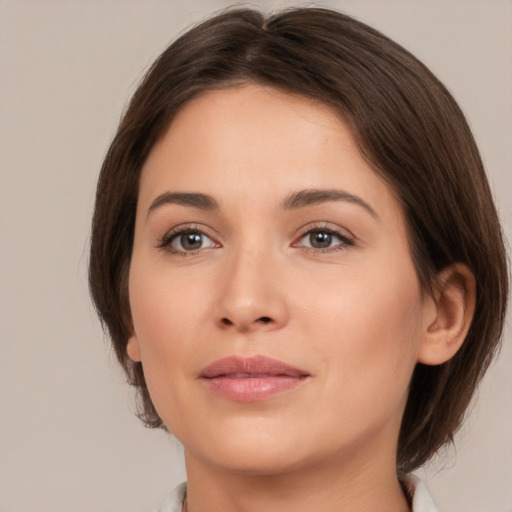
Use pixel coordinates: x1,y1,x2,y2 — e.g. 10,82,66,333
282,189,378,219
147,192,219,216
147,188,378,219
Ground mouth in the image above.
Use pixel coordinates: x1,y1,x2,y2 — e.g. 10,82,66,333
199,355,310,401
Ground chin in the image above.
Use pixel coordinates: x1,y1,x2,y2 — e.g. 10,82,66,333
199,443,309,476
181,421,312,475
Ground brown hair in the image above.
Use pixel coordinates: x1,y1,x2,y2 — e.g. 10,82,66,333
89,7,508,473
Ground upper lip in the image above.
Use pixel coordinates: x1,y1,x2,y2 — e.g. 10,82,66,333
199,355,309,379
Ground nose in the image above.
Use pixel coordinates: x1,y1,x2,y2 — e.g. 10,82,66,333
215,246,290,333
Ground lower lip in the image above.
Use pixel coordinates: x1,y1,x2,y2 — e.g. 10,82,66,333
202,375,307,401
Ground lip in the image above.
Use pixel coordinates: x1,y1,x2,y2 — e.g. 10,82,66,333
199,355,310,401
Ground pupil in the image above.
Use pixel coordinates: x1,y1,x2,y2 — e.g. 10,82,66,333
181,232,202,250
311,231,332,248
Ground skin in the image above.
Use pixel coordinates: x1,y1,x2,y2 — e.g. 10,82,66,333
127,84,475,512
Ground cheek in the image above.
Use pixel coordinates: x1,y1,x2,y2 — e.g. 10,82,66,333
130,261,207,344
127,263,210,426
298,254,425,401
127,258,214,404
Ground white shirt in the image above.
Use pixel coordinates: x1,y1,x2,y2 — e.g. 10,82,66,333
153,474,438,512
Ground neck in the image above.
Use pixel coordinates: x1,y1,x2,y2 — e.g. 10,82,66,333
183,446,410,512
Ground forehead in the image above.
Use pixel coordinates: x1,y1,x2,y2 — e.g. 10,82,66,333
138,84,401,223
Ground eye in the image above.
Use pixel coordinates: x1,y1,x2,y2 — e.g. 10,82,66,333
305,230,335,249
294,227,353,251
160,228,218,254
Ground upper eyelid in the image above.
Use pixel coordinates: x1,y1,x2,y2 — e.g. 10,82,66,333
162,223,215,238
295,222,355,239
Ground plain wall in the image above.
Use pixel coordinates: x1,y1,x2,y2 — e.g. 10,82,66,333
0,1,511,511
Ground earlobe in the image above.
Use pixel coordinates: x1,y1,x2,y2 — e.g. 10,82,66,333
417,264,476,366
126,333,142,362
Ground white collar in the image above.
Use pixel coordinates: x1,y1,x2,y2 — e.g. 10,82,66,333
402,474,439,512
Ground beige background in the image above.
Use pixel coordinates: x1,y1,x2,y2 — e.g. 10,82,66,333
0,1,511,511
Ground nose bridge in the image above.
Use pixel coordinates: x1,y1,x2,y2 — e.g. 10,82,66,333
216,236,288,331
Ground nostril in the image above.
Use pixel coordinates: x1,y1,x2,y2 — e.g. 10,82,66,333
219,316,274,328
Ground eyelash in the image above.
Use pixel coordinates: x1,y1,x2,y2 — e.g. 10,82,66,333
292,223,355,253
157,224,219,256
157,223,355,256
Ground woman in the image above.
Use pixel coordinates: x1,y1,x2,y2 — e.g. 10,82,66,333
89,7,508,512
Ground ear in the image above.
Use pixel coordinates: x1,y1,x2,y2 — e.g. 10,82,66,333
126,328,142,362
417,264,476,366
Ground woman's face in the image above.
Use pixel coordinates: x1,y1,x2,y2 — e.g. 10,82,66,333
127,84,434,475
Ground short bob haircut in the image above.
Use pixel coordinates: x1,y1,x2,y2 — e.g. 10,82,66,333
89,7,508,474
